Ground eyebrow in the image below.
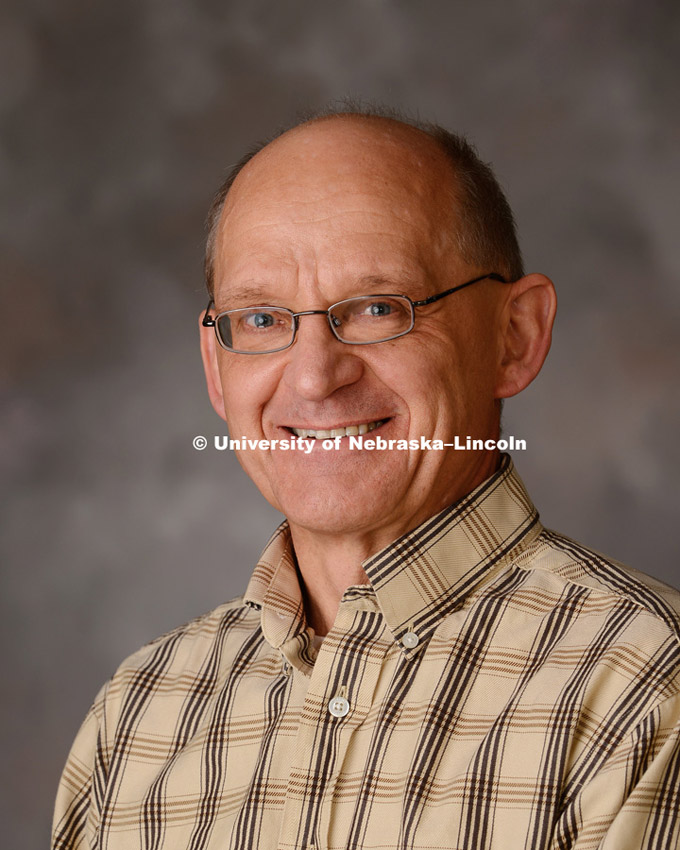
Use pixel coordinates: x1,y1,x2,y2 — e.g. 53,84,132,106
352,273,429,300
218,285,274,308
354,274,419,292
218,273,426,309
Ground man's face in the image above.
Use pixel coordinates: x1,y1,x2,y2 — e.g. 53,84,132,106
205,118,505,544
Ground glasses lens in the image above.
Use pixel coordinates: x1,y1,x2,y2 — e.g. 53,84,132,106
216,308,294,353
330,296,413,343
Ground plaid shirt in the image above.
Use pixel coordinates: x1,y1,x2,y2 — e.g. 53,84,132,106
53,456,680,849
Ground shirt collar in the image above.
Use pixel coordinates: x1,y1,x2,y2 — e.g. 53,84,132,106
244,455,542,658
243,522,308,652
362,453,542,656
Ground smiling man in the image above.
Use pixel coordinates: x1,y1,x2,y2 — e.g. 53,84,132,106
53,110,680,850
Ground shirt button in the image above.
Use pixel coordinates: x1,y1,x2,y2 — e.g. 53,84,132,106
402,631,420,649
328,695,350,717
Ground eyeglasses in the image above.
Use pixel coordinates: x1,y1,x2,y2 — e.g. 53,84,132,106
202,272,507,354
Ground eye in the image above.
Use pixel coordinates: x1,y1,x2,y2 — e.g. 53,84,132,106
366,301,393,317
244,311,276,329
328,295,412,343
332,296,411,326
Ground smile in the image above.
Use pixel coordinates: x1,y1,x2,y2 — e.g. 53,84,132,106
288,419,387,439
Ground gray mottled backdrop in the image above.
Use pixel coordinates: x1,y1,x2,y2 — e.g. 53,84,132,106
1,1,679,846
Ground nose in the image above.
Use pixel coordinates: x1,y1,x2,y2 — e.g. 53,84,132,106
281,313,365,401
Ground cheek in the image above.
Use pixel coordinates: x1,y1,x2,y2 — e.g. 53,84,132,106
218,359,279,431
402,335,496,429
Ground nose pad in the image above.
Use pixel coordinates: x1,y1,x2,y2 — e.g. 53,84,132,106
291,310,342,345
290,310,336,337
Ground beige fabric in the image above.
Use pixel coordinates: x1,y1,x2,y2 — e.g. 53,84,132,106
53,456,680,849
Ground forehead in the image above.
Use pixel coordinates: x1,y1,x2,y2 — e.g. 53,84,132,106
214,118,463,296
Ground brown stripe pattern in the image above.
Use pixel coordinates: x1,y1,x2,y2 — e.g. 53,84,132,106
53,457,680,849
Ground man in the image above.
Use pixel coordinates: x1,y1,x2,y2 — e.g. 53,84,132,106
53,110,680,849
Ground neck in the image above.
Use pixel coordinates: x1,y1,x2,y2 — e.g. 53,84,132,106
287,527,377,637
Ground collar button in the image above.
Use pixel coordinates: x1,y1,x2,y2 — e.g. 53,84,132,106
402,631,420,649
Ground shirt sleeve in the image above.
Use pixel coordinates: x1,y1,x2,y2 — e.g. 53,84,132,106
554,691,680,849
52,684,109,850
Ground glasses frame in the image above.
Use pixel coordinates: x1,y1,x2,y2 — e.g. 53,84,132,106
201,272,508,354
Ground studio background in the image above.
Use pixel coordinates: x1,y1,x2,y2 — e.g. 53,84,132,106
1,2,678,847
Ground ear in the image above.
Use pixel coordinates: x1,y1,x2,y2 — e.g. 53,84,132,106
495,273,557,399
199,309,228,422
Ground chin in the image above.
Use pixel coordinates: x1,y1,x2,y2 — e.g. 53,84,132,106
274,485,390,536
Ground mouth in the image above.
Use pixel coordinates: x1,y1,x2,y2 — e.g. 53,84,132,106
286,418,388,440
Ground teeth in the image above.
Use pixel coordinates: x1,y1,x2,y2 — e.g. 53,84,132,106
290,419,385,439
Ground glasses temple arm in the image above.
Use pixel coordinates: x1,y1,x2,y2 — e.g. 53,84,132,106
412,273,508,307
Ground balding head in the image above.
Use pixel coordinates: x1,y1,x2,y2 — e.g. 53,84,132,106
204,110,523,298
211,115,473,306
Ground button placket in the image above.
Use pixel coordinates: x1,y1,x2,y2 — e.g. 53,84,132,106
276,605,389,850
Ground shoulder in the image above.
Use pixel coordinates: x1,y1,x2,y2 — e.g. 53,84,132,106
138,594,258,653
96,596,262,723
512,527,680,649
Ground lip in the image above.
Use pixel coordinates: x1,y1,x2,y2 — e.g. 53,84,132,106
267,417,404,463
283,418,391,438
283,417,392,431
